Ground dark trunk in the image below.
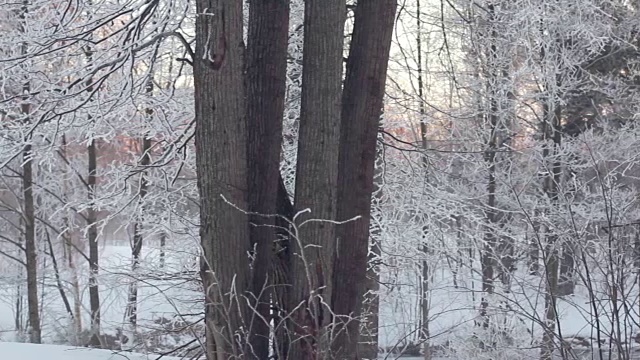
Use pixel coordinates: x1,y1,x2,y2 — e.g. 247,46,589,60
246,1,289,358
23,141,41,344
358,147,384,359
289,0,345,358
159,232,166,269
194,1,250,358
87,139,101,347
46,231,74,319
557,243,575,296
19,0,40,344
331,0,396,357
273,175,293,359
540,81,563,360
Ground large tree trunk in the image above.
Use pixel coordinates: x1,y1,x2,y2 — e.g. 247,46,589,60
273,176,294,359
193,1,250,359
289,0,345,358
358,146,384,359
246,1,289,358
331,1,396,358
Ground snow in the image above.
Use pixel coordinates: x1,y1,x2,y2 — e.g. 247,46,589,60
0,342,179,360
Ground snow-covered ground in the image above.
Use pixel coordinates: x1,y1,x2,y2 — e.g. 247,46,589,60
0,342,179,360
1,242,639,359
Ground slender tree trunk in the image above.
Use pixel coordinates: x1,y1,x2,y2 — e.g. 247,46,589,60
61,134,83,339
540,82,563,360
529,219,541,275
557,243,575,296
46,231,74,320
23,141,41,344
19,0,41,344
159,232,166,269
246,1,289,358
289,0,345,358
478,5,502,344
413,2,432,358
87,138,101,347
194,1,250,358
124,77,153,345
124,135,151,341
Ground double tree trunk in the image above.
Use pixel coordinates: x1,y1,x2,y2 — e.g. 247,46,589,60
193,1,250,359
331,0,396,358
246,1,289,359
289,0,345,358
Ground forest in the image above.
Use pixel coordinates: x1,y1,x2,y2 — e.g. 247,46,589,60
1,0,639,360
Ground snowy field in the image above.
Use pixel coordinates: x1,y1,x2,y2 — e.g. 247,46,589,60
0,342,180,360
0,242,639,359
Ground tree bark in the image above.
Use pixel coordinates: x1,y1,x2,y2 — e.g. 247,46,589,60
124,134,151,342
194,1,250,358
331,1,397,358
23,140,41,344
246,1,289,358
87,138,101,348
46,231,74,320
357,146,384,359
289,0,345,358
61,134,83,341
540,78,563,360
18,0,41,344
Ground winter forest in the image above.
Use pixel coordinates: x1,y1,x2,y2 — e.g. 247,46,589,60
2,0,640,359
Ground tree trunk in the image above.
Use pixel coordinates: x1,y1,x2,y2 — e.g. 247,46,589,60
246,1,289,358
194,1,250,358
46,231,74,320
19,0,41,344
23,141,41,344
87,138,101,348
539,81,563,360
289,0,345,358
274,175,294,359
557,242,575,296
358,146,384,359
61,134,83,340
124,134,151,344
159,232,166,269
331,1,396,358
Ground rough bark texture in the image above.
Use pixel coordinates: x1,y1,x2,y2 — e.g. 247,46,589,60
274,175,293,359
290,0,345,358
246,1,289,358
194,1,250,359
331,0,396,358
357,150,384,359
